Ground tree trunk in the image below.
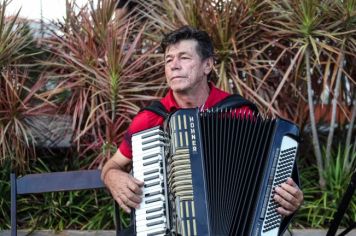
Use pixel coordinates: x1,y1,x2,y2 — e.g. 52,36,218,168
325,48,345,165
305,47,325,189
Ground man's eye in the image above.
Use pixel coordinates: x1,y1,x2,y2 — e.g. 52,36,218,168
165,59,172,63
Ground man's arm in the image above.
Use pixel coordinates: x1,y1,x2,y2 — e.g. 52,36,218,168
101,149,143,213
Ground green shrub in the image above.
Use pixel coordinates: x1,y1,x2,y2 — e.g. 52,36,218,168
295,144,356,228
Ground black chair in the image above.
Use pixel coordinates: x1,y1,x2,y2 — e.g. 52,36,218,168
10,169,122,236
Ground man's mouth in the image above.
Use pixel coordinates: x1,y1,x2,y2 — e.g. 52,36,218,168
171,76,186,80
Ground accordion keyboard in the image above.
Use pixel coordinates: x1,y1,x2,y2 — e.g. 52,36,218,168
132,127,169,236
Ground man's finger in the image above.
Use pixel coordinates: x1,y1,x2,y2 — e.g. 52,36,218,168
280,180,303,207
286,177,296,186
280,182,301,198
133,177,144,187
276,206,293,216
116,196,131,214
124,189,142,205
127,176,143,195
274,190,297,212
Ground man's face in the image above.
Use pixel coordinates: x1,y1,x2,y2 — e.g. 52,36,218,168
164,40,212,94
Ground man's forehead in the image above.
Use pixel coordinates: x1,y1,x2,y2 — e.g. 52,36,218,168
165,39,198,56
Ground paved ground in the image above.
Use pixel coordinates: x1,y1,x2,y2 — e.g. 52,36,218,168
1,229,356,236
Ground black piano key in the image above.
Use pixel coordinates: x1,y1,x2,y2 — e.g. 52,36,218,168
145,190,162,197
144,168,160,175
146,219,164,227
146,212,164,220
142,143,165,151
142,137,165,145
146,206,164,214
143,153,159,161
143,159,159,166
145,196,162,204
144,180,160,188
144,174,160,182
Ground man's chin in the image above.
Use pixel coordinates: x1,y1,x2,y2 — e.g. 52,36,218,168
169,82,188,92
171,86,189,94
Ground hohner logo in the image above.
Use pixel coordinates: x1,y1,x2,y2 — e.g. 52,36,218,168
189,116,197,152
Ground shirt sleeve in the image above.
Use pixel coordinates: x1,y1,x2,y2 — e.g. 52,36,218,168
119,111,165,159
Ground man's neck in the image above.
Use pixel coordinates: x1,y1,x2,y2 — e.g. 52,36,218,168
173,82,210,109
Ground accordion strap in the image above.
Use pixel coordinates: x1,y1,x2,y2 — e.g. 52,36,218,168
213,94,259,113
140,100,170,119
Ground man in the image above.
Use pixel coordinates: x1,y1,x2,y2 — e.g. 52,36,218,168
101,26,303,218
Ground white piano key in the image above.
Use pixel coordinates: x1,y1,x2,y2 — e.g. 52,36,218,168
136,223,167,236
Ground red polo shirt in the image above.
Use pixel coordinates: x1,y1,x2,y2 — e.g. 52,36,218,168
119,83,251,159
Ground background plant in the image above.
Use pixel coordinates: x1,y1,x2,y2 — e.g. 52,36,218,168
41,0,165,169
0,0,355,231
0,0,55,172
295,143,356,228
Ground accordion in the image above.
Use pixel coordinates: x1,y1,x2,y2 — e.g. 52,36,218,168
132,108,300,236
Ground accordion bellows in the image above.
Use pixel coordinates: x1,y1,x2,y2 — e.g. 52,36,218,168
132,108,299,236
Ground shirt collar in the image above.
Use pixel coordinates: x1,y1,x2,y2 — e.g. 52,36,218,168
161,82,218,112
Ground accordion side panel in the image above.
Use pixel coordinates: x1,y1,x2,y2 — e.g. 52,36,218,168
251,118,300,236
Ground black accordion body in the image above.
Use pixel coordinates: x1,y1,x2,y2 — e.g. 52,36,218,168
132,108,300,236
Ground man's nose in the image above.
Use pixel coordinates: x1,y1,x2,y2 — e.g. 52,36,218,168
170,57,181,70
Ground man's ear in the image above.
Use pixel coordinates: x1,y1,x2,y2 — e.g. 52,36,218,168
203,57,214,75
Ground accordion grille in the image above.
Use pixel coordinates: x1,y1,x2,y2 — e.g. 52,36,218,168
200,111,274,235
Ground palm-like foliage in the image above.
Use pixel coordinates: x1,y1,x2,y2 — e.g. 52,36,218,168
0,0,55,172
259,0,356,188
42,0,165,167
0,0,34,66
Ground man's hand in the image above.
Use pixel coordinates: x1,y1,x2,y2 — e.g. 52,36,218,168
101,149,144,214
274,177,303,216
104,168,143,213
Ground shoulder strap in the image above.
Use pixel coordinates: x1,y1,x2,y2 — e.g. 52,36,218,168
139,100,169,119
213,94,259,114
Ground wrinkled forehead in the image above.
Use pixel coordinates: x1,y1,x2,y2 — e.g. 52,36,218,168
164,39,199,57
